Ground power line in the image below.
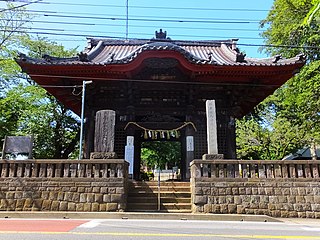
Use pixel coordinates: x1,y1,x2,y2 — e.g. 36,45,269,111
1,18,264,32
1,0,270,12
0,0,41,13
0,28,266,40
10,8,263,22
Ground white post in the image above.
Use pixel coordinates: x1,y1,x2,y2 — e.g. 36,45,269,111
125,136,134,176
206,100,218,154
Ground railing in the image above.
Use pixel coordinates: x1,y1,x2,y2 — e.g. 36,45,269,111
190,160,320,179
0,159,128,178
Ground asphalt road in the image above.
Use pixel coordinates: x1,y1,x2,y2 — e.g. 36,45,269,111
1,218,320,240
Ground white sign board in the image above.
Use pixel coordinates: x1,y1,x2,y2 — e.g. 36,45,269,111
186,136,194,152
125,136,134,174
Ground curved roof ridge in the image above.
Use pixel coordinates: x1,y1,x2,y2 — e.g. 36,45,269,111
86,40,105,61
98,41,214,65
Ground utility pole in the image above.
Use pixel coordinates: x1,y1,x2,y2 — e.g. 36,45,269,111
78,80,93,160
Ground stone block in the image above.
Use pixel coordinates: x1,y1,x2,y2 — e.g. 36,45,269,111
194,195,207,205
41,200,52,210
305,196,314,203
218,197,226,204
252,188,258,195
274,188,282,195
282,188,290,195
51,201,60,211
293,204,304,212
68,202,76,211
238,187,246,195
76,203,84,211
298,212,307,218
265,188,274,195
211,188,218,195
204,204,212,213
270,210,281,217
101,187,108,194
311,204,320,212
14,191,23,199
228,204,237,213
298,188,306,195
111,194,122,203
296,196,305,203
78,187,86,193
288,211,298,218
211,205,220,213
49,192,58,200
226,196,234,204
290,188,299,195
84,203,91,211
64,192,73,201
278,196,287,203
306,211,315,218
72,193,80,202
108,188,116,194
306,188,314,195
32,199,43,210
59,201,68,211
7,199,16,210
23,198,33,209
116,187,124,194
220,204,228,214
202,187,211,195
16,199,25,209
245,188,252,195
70,187,77,192
93,187,100,193
92,203,99,211
57,192,64,201
314,196,320,204
6,192,14,199
95,194,103,203
103,194,111,203
237,205,246,214
106,203,118,211
218,188,226,195
234,196,242,205
80,193,87,203
231,188,239,195
87,193,95,203
100,204,107,211
287,196,296,204
225,188,232,195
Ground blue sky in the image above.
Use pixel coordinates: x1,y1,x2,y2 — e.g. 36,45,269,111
2,0,274,58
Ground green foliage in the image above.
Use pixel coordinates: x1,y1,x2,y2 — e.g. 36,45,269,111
260,0,320,60
237,0,320,160
0,85,80,159
141,141,181,170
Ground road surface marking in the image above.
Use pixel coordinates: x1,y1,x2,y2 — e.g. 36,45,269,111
78,220,103,228
0,231,320,239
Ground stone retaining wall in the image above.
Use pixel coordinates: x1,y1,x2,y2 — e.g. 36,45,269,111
192,179,320,218
0,159,128,212
191,160,320,218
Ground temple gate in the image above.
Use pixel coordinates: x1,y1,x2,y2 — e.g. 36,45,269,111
16,30,305,180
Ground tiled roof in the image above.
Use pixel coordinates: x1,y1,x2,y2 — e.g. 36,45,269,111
17,38,305,67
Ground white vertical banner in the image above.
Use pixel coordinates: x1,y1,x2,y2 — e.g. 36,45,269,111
125,136,134,174
206,100,218,154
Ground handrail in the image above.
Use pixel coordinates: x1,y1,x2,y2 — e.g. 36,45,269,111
190,159,320,179
0,159,128,179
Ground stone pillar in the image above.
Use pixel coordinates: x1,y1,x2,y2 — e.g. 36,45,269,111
203,100,224,160
90,110,117,159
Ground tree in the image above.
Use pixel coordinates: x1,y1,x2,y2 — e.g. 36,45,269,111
0,2,32,89
141,141,181,170
237,0,320,159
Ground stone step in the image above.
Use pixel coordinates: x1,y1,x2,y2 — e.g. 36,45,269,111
128,196,191,204
126,202,192,211
127,180,191,213
129,186,191,192
128,192,191,198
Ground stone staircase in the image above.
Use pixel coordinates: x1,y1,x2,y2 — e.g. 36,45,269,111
126,181,191,213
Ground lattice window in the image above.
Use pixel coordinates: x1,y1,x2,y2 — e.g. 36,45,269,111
114,128,126,159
